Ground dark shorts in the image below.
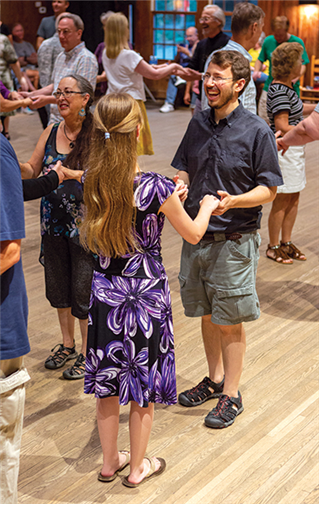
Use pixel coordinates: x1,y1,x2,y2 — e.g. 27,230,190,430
178,232,261,326
42,234,94,319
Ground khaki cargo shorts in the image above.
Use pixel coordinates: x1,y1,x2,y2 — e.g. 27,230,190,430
178,232,261,326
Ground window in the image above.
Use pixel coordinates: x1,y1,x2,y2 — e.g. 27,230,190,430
152,0,197,60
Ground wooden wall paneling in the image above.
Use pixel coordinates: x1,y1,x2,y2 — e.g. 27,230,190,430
1,0,52,47
259,0,319,87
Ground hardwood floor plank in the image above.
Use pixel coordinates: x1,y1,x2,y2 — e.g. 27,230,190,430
8,104,318,504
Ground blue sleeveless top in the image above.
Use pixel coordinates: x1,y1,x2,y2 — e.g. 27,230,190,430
40,123,84,237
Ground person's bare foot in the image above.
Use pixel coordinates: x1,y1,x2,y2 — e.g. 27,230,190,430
266,244,293,264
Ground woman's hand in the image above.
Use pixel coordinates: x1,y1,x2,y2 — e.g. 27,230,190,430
52,161,65,184
173,174,188,202
61,166,84,183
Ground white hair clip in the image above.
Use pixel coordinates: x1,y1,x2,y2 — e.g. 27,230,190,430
105,132,110,140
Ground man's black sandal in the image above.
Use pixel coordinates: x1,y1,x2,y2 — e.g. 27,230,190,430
178,376,224,407
44,343,78,369
63,353,86,380
204,391,243,428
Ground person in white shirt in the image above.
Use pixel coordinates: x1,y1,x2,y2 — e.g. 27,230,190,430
102,12,188,155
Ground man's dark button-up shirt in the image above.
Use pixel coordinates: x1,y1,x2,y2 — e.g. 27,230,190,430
171,102,283,234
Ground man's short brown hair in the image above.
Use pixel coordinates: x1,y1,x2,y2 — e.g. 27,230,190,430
271,42,303,80
210,50,251,97
271,16,289,32
231,2,265,35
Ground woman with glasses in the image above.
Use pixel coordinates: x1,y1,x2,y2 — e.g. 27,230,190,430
20,74,94,380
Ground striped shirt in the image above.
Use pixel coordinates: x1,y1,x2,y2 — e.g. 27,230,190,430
267,83,303,134
50,41,98,124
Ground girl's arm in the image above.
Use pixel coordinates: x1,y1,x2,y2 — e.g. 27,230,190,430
159,191,219,244
20,123,54,179
274,111,295,136
135,60,188,80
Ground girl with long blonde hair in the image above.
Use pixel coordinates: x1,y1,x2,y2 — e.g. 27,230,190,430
102,12,188,156
82,93,219,487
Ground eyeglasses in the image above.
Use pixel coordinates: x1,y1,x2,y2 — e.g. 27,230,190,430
203,74,234,84
199,16,217,22
53,90,83,99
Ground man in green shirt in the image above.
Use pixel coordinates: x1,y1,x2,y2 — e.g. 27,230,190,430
253,16,309,122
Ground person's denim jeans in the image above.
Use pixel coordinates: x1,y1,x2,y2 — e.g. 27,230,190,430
166,76,178,104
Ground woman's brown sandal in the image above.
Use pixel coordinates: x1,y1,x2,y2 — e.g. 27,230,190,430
63,353,86,380
266,244,293,264
280,241,307,261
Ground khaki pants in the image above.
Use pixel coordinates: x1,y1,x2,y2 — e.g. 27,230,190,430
258,89,270,125
0,358,30,504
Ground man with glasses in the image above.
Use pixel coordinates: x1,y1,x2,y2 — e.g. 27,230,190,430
22,13,98,124
201,2,265,114
183,5,230,115
172,51,283,429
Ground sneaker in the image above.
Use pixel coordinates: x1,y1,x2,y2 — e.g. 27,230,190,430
44,343,78,369
159,102,175,113
178,376,224,407
204,391,244,429
22,107,35,115
174,76,187,87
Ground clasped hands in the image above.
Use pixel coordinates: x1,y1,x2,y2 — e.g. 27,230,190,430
173,175,233,215
52,161,83,184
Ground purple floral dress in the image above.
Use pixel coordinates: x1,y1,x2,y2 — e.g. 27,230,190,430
84,172,177,407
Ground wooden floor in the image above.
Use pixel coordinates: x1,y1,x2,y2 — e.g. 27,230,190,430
10,101,319,504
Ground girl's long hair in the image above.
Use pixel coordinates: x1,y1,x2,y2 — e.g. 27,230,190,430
80,93,143,258
105,12,129,59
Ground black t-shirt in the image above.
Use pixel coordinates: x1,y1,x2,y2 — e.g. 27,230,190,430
188,31,230,98
0,23,10,36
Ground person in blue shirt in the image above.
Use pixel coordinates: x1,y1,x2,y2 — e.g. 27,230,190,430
36,0,69,50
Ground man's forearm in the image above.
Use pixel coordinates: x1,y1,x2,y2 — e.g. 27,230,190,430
254,60,263,72
29,83,54,97
232,185,277,207
281,112,319,146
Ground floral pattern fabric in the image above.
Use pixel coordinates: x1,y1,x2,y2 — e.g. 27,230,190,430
84,172,177,407
41,123,85,238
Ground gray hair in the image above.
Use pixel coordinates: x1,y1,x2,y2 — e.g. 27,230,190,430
100,11,115,25
203,4,226,28
56,12,84,31
63,74,94,110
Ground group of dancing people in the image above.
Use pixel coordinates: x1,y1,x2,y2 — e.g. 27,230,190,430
1,6,318,498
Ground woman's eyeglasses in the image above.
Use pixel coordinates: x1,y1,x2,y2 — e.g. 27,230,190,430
53,90,83,99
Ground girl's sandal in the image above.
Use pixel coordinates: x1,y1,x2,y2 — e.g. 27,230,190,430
280,241,307,261
98,451,130,482
63,353,86,380
266,244,293,264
